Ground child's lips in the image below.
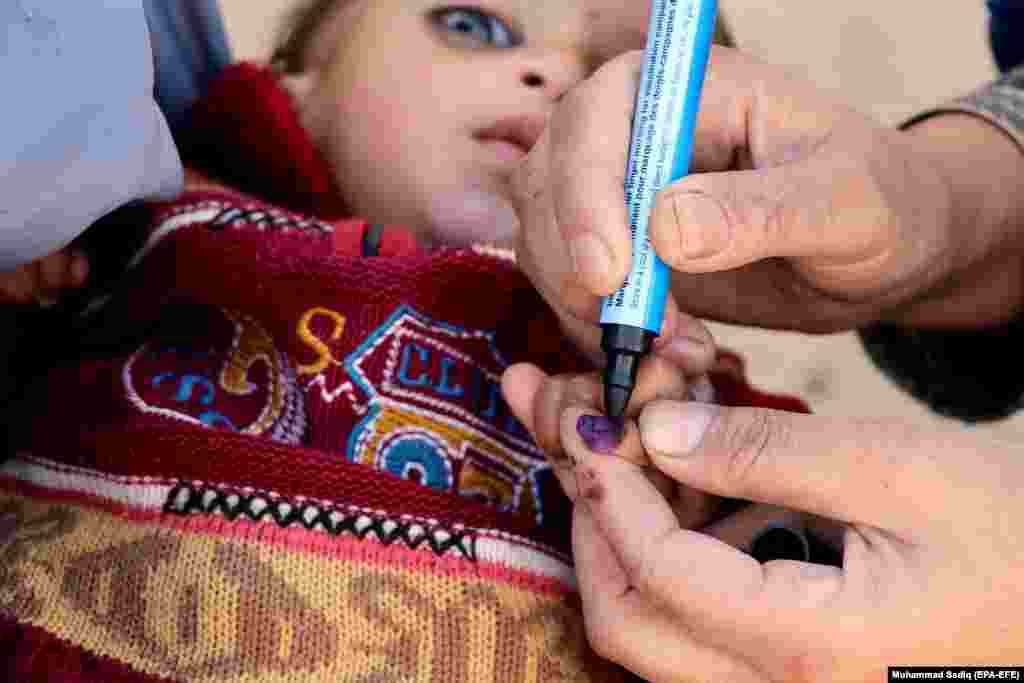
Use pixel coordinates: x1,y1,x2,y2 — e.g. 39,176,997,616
478,137,529,164
474,115,546,160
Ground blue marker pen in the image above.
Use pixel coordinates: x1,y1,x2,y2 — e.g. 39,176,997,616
600,0,718,419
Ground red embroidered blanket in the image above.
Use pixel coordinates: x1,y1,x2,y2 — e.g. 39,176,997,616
0,63,807,683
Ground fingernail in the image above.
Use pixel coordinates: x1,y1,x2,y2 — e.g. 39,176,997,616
658,192,729,259
577,414,624,453
638,401,715,457
568,232,614,285
750,526,811,563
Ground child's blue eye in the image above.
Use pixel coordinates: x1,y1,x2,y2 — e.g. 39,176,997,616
433,7,519,48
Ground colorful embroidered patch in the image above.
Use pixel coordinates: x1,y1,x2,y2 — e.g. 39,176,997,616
314,305,550,523
123,305,306,444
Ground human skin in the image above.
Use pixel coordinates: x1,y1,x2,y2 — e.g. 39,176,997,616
3,0,716,367
279,0,715,371
501,360,836,548
0,248,89,306
500,360,803,541
500,44,1024,678
503,362,1024,681
9,0,636,298
500,359,717,532
285,0,649,249
589,400,1024,680
507,46,1024,346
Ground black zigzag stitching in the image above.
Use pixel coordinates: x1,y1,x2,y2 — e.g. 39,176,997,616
163,482,476,560
207,206,334,235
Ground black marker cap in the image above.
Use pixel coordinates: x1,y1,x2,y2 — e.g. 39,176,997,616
601,324,656,419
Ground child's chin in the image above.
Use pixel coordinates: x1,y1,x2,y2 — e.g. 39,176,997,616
424,190,520,248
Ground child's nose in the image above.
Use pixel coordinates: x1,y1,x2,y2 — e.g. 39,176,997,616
517,48,589,101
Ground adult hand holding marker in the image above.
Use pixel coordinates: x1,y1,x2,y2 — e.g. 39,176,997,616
600,0,717,419
504,0,1024,675
511,29,1024,352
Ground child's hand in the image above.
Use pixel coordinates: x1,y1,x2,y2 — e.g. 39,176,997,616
501,356,719,530
0,247,89,307
501,358,831,559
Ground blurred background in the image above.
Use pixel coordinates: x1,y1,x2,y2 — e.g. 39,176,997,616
216,0,1024,441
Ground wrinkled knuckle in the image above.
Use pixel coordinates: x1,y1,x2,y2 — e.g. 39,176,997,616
848,158,898,245
716,410,778,497
762,259,823,319
758,192,797,248
630,533,668,597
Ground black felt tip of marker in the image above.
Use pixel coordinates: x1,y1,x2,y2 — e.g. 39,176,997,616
601,324,656,420
604,382,632,422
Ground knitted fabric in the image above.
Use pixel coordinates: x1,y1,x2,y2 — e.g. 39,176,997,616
2,63,809,682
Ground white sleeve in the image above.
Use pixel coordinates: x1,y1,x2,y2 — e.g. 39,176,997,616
0,0,183,271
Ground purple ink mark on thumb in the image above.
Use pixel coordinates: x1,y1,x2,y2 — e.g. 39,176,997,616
577,414,624,453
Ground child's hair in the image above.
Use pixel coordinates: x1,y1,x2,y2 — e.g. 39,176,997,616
271,0,735,74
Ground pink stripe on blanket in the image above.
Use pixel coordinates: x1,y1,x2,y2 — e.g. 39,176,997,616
0,472,575,595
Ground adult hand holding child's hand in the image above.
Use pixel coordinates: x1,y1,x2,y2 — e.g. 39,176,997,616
505,34,1024,681
518,394,1024,681
501,358,720,531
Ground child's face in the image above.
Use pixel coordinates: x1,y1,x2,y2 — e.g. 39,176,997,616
290,0,649,247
